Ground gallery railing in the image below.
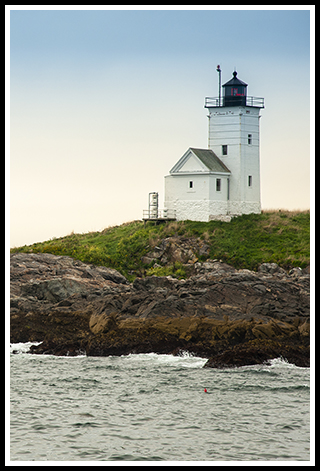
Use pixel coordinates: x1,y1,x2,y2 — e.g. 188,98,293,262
205,96,264,108
143,209,176,220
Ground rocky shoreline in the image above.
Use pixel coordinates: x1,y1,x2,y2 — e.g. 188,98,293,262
10,253,310,367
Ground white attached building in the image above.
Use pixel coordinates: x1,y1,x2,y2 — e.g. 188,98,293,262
164,70,264,222
164,148,231,222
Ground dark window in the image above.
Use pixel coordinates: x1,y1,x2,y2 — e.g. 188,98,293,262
248,134,252,145
216,178,221,191
248,175,252,187
222,145,228,156
189,181,193,189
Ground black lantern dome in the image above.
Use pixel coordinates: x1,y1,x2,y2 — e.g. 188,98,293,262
222,71,248,106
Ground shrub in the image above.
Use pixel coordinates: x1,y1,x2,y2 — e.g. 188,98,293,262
146,262,186,279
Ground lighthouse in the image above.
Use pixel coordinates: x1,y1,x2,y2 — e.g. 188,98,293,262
205,69,264,217
162,68,264,222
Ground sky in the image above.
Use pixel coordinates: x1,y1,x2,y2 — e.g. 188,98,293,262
8,7,313,247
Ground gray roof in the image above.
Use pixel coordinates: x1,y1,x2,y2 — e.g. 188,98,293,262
189,148,231,173
222,71,248,88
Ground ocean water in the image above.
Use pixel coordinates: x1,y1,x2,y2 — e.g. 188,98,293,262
10,343,310,462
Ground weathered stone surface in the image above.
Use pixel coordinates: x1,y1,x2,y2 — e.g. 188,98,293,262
203,340,310,369
258,262,286,276
10,253,310,367
144,236,210,265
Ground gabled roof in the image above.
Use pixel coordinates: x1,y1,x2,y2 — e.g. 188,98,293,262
190,148,231,172
170,147,231,174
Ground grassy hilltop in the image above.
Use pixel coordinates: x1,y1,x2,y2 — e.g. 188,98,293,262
11,210,310,281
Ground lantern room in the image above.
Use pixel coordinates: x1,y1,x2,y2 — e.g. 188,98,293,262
222,71,247,106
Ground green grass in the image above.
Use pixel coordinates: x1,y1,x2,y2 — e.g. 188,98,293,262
11,210,310,280
146,261,187,279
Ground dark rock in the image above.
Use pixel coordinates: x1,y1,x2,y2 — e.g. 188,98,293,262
93,266,128,284
20,278,85,302
194,260,236,276
132,276,179,291
145,236,210,265
258,262,285,275
288,267,303,277
203,340,310,368
10,254,310,368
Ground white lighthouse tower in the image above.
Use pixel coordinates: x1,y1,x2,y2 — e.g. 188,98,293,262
205,69,264,216
162,68,264,222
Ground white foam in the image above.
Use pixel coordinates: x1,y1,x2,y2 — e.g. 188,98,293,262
268,357,293,368
267,357,309,369
10,341,42,354
238,356,308,372
122,352,207,368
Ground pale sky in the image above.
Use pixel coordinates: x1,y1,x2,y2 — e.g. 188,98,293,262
8,7,313,247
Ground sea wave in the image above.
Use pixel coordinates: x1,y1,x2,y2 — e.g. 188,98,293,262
10,346,311,461
235,357,309,372
10,341,42,355
10,342,87,358
121,352,207,369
